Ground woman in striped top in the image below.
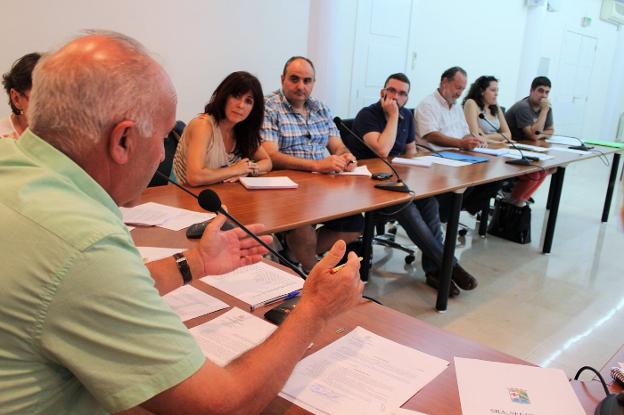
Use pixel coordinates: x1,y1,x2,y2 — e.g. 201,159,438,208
173,71,271,186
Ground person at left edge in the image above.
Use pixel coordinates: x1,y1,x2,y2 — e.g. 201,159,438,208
350,72,477,297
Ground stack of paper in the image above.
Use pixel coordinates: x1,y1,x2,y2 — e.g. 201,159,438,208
201,262,304,310
239,176,298,189
392,157,433,167
455,357,585,415
338,165,373,177
120,202,215,231
163,285,229,321
280,326,449,415
190,307,276,366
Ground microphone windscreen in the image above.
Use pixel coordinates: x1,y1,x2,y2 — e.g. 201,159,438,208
478,113,485,119
198,189,222,212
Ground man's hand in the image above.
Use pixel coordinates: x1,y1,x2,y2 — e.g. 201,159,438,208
460,135,481,150
193,214,272,276
297,240,364,323
539,98,550,111
314,155,348,173
340,153,357,172
380,93,399,119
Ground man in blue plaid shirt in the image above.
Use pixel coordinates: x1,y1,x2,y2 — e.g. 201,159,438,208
261,56,362,272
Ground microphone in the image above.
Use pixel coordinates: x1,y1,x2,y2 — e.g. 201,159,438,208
537,132,593,151
478,113,538,166
154,171,308,280
334,116,410,193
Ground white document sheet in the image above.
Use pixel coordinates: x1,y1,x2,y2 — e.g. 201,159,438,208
455,357,585,415
337,165,373,177
239,176,298,189
201,262,304,310
513,143,549,153
503,149,554,161
392,157,433,167
279,326,449,415
163,285,229,321
137,246,185,263
547,135,581,146
548,146,591,155
190,307,276,366
120,202,215,231
471,148,510,156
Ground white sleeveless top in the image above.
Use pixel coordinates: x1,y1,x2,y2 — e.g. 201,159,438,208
173,114,240,184
478,112,500,134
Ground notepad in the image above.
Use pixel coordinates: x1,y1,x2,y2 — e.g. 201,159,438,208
239,176,298,189
392,157,433,167
200,262,304,310
337,165,373,176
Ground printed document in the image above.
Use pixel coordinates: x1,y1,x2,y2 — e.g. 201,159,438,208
201,262,304,310
392,157,433,167
337,165,373,176
455,357,585,415
163,285,229,321
503,149,554,161
120,202,215,231
190,307,276,366
280,326,449,415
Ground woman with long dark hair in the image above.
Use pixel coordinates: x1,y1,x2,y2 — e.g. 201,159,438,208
464,75,547,207
174,71,271,186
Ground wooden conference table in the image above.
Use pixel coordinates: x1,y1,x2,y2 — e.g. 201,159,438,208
136,143,622,312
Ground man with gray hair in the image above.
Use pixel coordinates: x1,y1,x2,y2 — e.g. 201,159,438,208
0,32,363,414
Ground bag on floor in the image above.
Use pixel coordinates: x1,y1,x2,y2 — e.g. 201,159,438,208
487,199,531,244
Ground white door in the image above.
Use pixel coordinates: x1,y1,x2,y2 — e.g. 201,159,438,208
554,31,597,137
348,0,414,117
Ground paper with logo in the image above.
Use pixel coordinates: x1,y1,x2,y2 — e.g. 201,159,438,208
454,357,585,415
279,326,449,415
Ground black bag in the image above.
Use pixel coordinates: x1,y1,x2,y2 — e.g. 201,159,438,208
487,199,531,244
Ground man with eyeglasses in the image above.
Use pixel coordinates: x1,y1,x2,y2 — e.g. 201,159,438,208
348,73,476,297
261,56,362,273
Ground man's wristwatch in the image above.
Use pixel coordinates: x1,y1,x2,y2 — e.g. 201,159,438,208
173,252,192,285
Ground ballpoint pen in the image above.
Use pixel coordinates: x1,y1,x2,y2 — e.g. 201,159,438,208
330,256,363,274
252,290,300,310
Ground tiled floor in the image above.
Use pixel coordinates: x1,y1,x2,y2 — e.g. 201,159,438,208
363,156,624,380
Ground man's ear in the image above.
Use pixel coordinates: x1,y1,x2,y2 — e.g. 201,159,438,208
108,120,136,165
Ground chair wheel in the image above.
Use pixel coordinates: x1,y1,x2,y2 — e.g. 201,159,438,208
458,229,468,237
405,254,415,264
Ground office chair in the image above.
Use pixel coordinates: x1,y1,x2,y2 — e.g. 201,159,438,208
336,117,417,265
148,120,186,187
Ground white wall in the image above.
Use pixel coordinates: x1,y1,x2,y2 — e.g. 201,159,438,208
0,0,310,123
2,0,623,141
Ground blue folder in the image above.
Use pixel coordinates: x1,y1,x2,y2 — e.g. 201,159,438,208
434,151,489,164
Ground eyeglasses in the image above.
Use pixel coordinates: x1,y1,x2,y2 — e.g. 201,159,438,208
384,87,408,98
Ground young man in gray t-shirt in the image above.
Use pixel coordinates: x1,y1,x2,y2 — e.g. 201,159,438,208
505,76,554,140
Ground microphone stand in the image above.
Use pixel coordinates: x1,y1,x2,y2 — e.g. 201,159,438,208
154,171,308,280
478,113,536,166
334,117,410,193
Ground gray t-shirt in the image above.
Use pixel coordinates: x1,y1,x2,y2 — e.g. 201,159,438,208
505,97,553,139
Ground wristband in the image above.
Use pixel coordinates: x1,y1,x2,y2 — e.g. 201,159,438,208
173,252,192,285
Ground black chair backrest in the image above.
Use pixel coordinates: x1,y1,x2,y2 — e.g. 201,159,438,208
148,120,186,187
